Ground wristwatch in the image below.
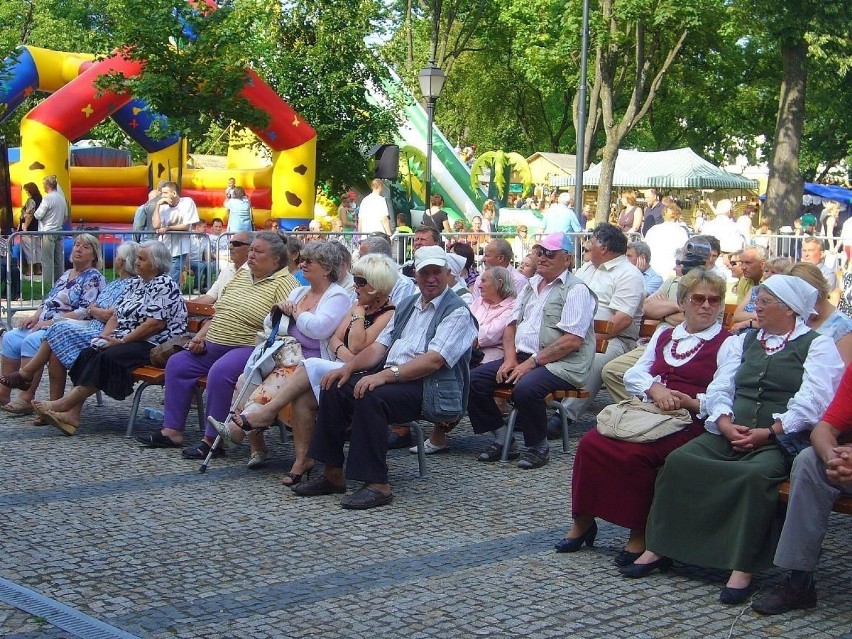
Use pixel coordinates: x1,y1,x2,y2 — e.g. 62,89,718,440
531,353,540,366
390,365,401,382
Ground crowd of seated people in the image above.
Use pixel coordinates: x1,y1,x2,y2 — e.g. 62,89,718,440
3,218,852,616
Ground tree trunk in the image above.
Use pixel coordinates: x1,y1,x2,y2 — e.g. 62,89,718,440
595,140,620,224
764,41,808,226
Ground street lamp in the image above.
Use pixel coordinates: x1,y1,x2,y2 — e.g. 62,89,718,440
418,61,446,212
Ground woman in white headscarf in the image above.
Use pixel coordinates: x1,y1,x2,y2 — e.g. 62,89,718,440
621,275,845,605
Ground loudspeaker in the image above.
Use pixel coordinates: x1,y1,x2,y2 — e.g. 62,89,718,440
0,138,12,235
373,144,400,180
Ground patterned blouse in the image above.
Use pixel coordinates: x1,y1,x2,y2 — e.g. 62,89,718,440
111,274,188,344
40,267,106,321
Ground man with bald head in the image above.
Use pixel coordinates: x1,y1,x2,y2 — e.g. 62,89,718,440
472,238,529,297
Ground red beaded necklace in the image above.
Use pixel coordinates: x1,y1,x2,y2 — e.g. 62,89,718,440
669,336,706,360
759,327,795,354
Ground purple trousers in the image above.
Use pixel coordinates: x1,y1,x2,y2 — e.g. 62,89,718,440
162,340,253,436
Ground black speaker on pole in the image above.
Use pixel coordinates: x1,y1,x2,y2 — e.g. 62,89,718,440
0,138,12,235
371,144,400,180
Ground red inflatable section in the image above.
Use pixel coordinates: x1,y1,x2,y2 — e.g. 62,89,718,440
72,186,150,206
26,52,143,139
240,70,315,151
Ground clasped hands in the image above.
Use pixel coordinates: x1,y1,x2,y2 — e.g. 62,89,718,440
826,446,852,484
717,416,772,452
646,384,698,413
496,357,536,385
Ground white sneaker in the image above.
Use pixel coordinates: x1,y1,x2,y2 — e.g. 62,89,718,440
408,439,450,455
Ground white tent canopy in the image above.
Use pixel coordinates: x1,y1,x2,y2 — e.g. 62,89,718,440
550,147,759,190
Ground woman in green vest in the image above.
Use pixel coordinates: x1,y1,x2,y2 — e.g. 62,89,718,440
620,275,845,605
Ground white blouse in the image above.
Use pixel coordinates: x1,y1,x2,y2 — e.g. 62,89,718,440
624,322,740,417
703,321,844,435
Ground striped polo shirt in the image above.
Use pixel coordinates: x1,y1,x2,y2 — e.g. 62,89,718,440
207,268,299,346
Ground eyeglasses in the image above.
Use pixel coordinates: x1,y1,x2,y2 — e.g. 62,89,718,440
299,257,313,265
582,247,591,253
688,294,722,306
353,276,369,288
729,261,740,266
229,241,250,248
755,296,782,308
534,247,561,259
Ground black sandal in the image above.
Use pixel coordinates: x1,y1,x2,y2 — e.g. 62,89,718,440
181,440,226,460
135,431,182,448
234,412,270,433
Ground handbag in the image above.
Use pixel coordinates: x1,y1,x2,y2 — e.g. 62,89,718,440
253,308,304,371
150,335,193,367
596,397,692,443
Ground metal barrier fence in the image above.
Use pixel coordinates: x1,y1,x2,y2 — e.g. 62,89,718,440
3,230,240,325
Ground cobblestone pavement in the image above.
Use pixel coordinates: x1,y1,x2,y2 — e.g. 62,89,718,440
1,385,851,639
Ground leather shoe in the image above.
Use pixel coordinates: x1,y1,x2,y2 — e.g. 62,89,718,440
613,550,644,567
291,475,346,497
477,441,518,463
546,414,563,439
517,447,549,469
554,522,597,553
719,585,753,605
340,485,393,510
751,579,817,615
387,431,412,449
619,556,673,578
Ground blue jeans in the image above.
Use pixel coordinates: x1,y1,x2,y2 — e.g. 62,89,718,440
170,254,187,282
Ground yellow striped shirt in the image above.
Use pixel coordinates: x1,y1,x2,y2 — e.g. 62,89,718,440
207,268,299,346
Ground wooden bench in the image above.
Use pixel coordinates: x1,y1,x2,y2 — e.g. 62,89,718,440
777,480,852,516
124,301,214,437
496,319,613,461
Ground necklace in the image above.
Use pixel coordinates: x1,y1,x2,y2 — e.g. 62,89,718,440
759,327,795,354
669,336,705,361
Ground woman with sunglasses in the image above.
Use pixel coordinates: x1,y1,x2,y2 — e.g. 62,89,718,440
557,269,737,565
622,275,844,604
209,253,396,484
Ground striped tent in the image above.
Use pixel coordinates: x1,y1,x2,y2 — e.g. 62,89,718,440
549,147,759,190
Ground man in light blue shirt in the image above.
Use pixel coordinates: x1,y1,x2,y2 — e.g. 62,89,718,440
542,192,582,235
627,240,663,295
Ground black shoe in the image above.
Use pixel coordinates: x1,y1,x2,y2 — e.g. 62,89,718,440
613,550,644,567
477,441,518,463
751,579,817,615
181,440,225,460
340,485,393,510
517,447,549,469
388,431,412,449
554,522,598,553
619,556,673,578
546,414,563,440
291,474,346,497
719,586,753,605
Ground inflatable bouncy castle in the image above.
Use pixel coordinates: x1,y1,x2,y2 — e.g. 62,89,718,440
0,43,316,228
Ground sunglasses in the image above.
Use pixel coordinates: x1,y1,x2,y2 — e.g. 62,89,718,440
299,257,313,264
534,247,561,259
688,294,722,306
729,261,740,266
353,276,369,288
229,240,250,248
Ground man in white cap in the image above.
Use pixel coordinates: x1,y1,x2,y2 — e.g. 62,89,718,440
467,231,597,469
293,245,478,509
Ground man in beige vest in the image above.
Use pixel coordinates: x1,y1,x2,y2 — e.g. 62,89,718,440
467,232,597,469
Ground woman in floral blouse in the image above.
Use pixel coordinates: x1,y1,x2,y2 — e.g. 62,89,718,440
33,241,187,436
0,234,105,414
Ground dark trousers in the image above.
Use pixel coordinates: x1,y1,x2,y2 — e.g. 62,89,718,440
309,374,424,484
467,355,573,449
0,259,21,300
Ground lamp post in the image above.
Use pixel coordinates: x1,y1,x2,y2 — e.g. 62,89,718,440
574,0,590,219
418,61,446,213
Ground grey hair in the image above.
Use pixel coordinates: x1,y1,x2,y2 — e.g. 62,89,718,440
301,240,343,282
359,235,393,257
330,240,352,268
253,230,289,269
140,240,173,275
628,240,652,263
487,265,517,299
115,241,140,275
74,233,103,268
489,238,514,264
742,245,766,261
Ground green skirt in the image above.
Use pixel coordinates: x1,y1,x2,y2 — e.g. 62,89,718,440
646,432,788,572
